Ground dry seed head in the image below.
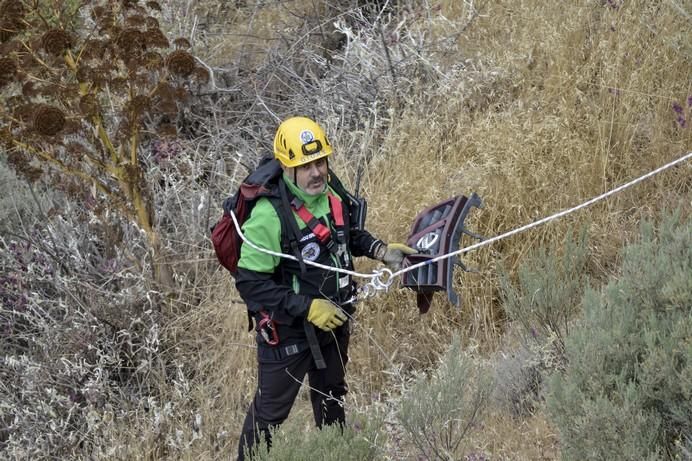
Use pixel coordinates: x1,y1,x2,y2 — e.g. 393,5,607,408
174,86,188,101
80,39,105,60
156,97,177,115
92,5,105,19
143,51,162,70
146,1,162,11
0,39,21,54
0,27,16,43
145,16,159,29
41,29,72,56
173,37,191,49
116,119,132,140
166,50,195,77
125,15,146,27
146,28,169,48
192,67,210,84
0,0,26,41
1,19,26,42
154,81,175,99
21,81,37,97
33,105,66,136
0,0,25,17
0,56,16,87
121,0,139,10
85,66,110,87
62,119,81,135
116,28,147,55
126,94,151,116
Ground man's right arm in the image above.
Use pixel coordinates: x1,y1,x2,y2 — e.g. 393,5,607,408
235,199,311,318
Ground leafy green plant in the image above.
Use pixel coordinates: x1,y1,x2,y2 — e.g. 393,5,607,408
493,231,591,415
547,211,691,461
500,230,590,354
247,411,385,461
395,336,492,460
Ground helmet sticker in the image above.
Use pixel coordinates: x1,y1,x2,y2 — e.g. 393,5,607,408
301,242,320,261
300,130,315,144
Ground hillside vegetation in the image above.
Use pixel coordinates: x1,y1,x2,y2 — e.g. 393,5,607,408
1,0,690,460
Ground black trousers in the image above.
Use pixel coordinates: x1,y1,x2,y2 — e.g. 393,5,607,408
237,324,350,460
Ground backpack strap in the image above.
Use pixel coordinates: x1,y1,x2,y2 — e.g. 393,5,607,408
277,179,308,276
289,192,346,253
328,169,367,231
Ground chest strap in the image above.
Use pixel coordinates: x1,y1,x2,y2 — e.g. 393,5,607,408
291,193,346,248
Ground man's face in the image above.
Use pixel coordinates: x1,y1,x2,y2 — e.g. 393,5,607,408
284,157,328,195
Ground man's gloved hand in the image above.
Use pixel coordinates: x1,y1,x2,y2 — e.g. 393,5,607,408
381,243,417,271
307,299,347,331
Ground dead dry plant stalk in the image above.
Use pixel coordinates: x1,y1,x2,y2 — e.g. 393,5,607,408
0,0,208,288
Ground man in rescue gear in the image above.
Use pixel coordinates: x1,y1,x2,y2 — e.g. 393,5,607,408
235,116,415,459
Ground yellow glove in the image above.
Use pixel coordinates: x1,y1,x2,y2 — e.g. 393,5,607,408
307,299,347,331
381,243,417,271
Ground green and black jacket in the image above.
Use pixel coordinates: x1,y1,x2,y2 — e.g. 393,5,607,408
235,173,383,343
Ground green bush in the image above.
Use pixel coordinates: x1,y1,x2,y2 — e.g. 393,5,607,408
247,411,385,461
500,229,590,353
547,212,691,461
395,336,492,460
495,231,590,415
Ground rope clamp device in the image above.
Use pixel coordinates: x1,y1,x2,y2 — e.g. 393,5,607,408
357,267,394,299
402,193,484,313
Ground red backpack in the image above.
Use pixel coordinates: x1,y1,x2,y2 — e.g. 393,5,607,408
211,157,284,275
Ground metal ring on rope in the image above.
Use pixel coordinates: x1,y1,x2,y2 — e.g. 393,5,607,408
371,268,394,291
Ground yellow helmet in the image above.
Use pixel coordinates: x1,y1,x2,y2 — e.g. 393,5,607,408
273,116,333,168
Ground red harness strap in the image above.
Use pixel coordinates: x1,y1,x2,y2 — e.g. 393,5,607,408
328,193,344,227
291,193,345,243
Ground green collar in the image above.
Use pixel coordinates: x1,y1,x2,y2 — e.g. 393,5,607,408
282,173,328,207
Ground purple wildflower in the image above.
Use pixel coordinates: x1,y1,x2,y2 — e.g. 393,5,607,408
672,102,683,114
687,95,692,108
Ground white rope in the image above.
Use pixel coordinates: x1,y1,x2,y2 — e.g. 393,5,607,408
229,151,691,294
229,209,380,281
391,151,691,279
